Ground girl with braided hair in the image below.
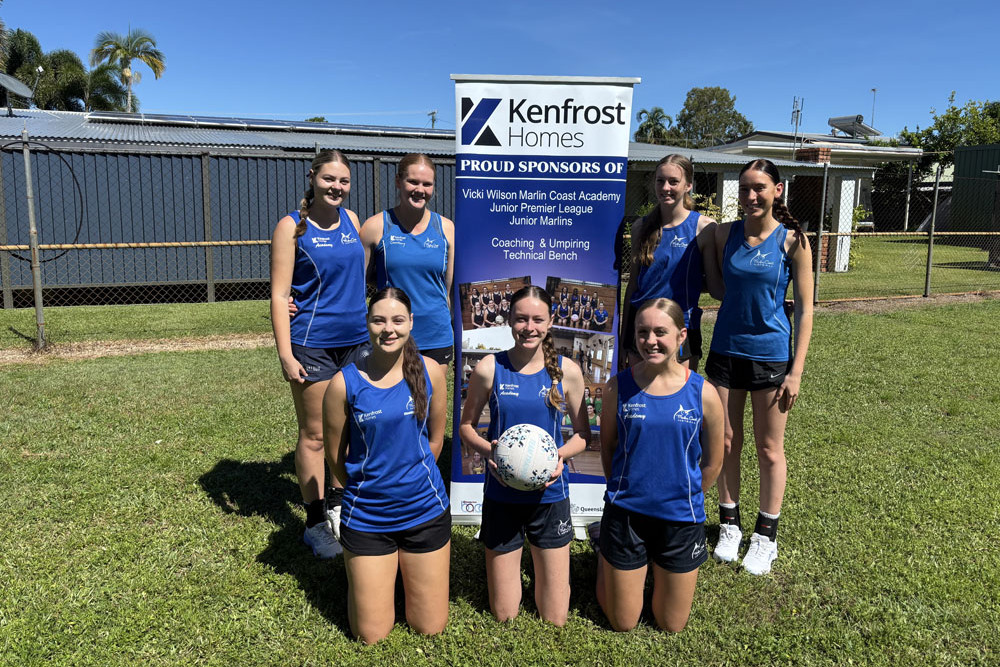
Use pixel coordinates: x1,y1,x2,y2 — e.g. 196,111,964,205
323,287,450,643
706,158,814,575
459,285,590,626
270,149,369,559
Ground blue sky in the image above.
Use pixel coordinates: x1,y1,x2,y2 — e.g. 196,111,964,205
4,0,998,139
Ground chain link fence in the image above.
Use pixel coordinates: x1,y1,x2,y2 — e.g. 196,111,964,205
3,141,998,350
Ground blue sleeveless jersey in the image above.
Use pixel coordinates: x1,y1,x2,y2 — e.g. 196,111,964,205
631,210,704,329
711,220,791,362
606,369,706,523
288,210,368,348
375,210,453,350
341,362,449,532
485,352,568,504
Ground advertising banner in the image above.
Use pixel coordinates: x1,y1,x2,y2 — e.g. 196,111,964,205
450,75,638,536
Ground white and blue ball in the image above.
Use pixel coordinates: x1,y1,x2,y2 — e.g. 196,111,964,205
494,423,559,491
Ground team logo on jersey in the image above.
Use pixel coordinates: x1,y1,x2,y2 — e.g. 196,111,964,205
750,249,775,268
671,236,688,248
498,382,520,397
673,405,700,424
423,238,440,249
340,232,358,245
405,396,415,415
357,409,382,424
389,234,407,246
557,519,572,536
692,540,706,559
622,402,647,420
312,236,333,249
460,97,503,147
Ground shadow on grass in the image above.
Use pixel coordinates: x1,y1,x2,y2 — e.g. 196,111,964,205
934,260,1000,272
198,451,351,636
7,326,35,345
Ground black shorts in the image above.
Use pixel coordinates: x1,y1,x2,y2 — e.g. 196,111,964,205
291,340,371,382
479,497,573,553
599,502,707,573
421,346,454,366
677,327,702,363
338,509,451,556
704,351,790,391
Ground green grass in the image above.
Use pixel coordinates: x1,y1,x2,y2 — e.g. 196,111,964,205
818,236,1000,300
1,301,999,665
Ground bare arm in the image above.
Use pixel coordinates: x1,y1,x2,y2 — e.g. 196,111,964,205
360,212,384,290
599,376,619,479
322,371,351,487
552,358,591,479
270,215,306,383
697,216,725,301
442,216,456,309
425,357,447,459
458,354,496,458
781,230,814,411
713,221,731,283
699,381,724,491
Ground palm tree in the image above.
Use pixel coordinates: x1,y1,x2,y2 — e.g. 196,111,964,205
90,28,164,113
27,49,87,111
83,63,131,111
634,107,673,145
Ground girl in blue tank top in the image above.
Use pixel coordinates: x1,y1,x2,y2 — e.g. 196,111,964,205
324,287,450,643
621,155,723,373
362,154,455,366
270,150,369,560
705,159,814,577
460,286,590,626
597,298,724,633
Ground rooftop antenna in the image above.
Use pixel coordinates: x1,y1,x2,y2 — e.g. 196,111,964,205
790,96,804,159
0,72,35,117
427,109,438,129
870,88,877,131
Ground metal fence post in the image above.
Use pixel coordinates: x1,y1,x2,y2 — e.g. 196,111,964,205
0,150,12,309
813,162,829,304
373,157,382,213
201,153,215,303
924,165,942,297
903,163,913,232
22,130,45,349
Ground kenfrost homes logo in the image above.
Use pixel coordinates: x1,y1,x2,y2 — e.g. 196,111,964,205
750,249,775,268
673,405,700,425
622,402,646,420
460,95,627,149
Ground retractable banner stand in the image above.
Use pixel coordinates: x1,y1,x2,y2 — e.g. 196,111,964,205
450,75,639,537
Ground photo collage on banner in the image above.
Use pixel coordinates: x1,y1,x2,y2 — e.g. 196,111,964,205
451,75,638,535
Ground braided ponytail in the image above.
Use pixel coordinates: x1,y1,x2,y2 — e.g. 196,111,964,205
508,285,565,412
296,149,351,238
740,158,802,234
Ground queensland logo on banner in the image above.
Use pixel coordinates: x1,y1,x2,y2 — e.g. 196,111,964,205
449,75,639,538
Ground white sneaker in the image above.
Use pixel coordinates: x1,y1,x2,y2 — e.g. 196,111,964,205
303,522,342,559
326,503,342,541
713,524,742,563
742,533,778,575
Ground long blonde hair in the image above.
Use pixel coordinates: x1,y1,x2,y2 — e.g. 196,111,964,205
634,154,696,267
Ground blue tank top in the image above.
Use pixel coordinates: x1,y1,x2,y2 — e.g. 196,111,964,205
606,368,706,523
711,220,791,362
485,352,568,504
340,361,449,532
288,210,368,348
374,210,453,350
631,210,704,329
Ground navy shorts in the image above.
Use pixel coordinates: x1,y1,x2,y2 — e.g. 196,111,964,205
677,327,702,363
704,351,790,391
339,509,451,556
421,346,454,366
291,340,371,382
479,497,573,553
599,501,707,573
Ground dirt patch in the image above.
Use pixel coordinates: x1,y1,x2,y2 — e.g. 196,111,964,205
1,292,997,365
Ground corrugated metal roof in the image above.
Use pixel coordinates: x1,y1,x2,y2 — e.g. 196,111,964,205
627,141,862,171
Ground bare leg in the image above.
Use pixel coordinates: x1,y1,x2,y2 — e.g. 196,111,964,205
399,541,451,635
713,384,748,506
343,549,398,644
650,565,699,633
528,543,571,626
598,556,647,631
289,379,333,503
485,547,523,622
750,387,789,515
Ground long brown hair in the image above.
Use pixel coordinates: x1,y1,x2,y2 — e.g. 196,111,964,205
508,285,564,412
635,297,685,333
634,154,696,267
295,150,350,238
368,287,428,424
739,159,802,234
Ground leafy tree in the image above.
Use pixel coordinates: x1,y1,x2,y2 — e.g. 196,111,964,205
305,116,327,123
82,62,131,111
901,92,1000,173
90,28,164,113
634,107,672,144
669,87,754,148
24,49,87,111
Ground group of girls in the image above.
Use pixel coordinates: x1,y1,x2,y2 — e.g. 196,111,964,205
469,284,511,328
551,288,610,332
270,149,812,642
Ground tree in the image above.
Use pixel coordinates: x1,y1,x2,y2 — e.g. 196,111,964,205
305,116,327,123
634,107,672,144
90,28,164,113
24,49,87,111
670,87,754,148
82,62,131,111
901,92,1000,173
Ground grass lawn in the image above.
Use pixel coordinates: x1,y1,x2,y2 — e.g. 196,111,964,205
1,300,999,665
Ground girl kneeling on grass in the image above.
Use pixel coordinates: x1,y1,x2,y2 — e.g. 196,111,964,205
323,287,450,644
597,298,724,632
459,285,590,626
